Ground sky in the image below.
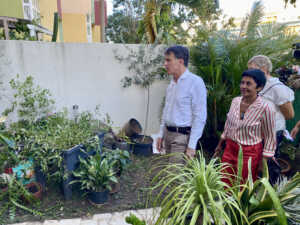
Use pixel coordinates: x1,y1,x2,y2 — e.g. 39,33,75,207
220,0,298,18
106,0,299,18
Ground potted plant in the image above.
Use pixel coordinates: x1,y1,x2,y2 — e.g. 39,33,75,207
71,153,118,205
131,135,153,157
105,124,135,151
116,45,168,156
102,148,131,193
25,181,43,200
7,107,106,200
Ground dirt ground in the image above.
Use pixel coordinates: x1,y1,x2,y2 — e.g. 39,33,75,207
1,154,161,224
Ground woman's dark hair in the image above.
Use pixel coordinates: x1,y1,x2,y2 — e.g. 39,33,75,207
242,69,266,88
165,45,189,67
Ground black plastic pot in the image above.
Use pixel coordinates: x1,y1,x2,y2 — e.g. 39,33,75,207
114,141,132,151
62,132,105,200
122,118,142,137
88,189,109,204
131,135,153,157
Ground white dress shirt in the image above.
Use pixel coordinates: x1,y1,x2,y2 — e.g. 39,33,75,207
259,77,294,131
158,69,207,149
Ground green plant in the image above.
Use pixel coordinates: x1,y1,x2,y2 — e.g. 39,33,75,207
273,175,300,225
190,1,300,147
150,153,240,225
0,125,18,172
103,149,131,176
0,21,37,41
226,149,289,225
6,107,109,183
116,44,167,135
71,153,118,192
125,213,146,225
0,174,8,190
3,75,55,122
0,175,41,223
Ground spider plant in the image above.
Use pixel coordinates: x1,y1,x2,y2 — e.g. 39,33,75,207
149,153,241,225
273,174,300,225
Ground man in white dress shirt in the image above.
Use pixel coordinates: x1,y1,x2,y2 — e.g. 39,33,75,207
156,45,207,162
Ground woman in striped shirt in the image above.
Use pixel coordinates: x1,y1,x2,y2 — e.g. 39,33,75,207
214,69,276,185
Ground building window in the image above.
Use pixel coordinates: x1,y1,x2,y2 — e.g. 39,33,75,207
86,14,92,43
23,0,40,22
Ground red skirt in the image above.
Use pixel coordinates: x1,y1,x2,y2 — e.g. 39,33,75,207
221,139,263,186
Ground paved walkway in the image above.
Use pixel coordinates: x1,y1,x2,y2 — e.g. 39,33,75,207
11,208,160,225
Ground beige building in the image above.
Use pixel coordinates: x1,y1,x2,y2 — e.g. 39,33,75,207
232,10,300,35
0,0,107,42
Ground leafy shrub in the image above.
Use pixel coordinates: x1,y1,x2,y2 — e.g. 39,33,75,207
3,75,55,122
71,153,118,192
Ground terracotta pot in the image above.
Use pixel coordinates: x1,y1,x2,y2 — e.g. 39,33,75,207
26,182,42,200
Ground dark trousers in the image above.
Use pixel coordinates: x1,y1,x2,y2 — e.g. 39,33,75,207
268,130,284,185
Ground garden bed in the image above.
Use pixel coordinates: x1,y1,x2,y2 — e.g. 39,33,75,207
0,154,158,224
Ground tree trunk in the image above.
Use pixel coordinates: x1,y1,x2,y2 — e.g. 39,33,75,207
144,86,150,138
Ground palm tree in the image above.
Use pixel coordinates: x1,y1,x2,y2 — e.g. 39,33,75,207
142,0,220,43
190,0,300,147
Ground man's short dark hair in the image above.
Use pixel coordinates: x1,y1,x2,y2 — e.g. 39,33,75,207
165,45,189,67
242,69,266,88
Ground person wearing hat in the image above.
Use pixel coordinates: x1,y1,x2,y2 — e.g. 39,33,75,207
214,69,276,185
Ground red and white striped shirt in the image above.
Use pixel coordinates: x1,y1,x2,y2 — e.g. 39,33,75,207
221,96,276,157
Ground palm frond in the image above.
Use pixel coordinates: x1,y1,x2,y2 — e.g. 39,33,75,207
246,1,264,39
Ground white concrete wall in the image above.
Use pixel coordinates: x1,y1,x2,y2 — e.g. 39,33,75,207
0,40,169,134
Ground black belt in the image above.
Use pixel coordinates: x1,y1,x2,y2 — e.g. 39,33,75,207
166,126,191,135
